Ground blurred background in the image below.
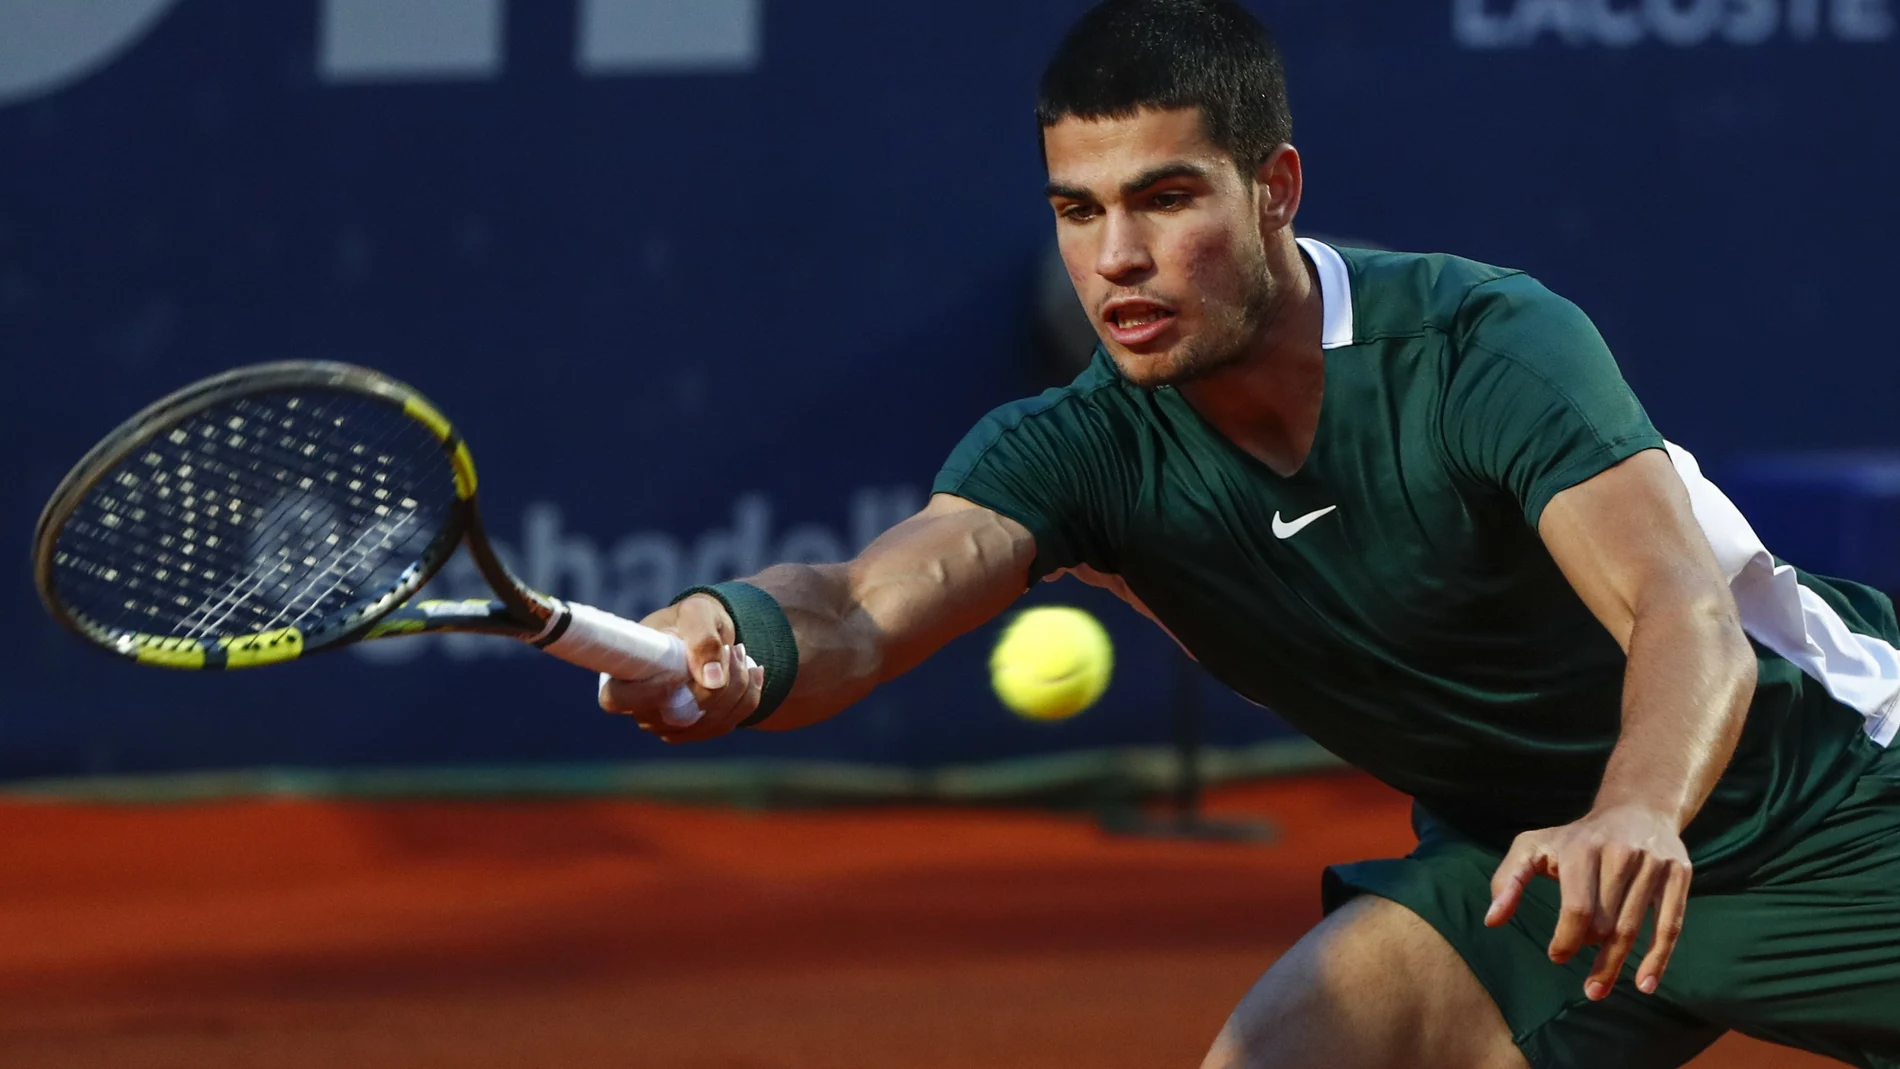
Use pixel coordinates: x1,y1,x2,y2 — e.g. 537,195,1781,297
1,2,1895,1066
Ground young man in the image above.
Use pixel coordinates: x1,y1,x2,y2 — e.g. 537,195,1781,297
601,2,1900,1066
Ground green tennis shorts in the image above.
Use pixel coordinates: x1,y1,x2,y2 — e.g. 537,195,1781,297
1324,749,1900,1069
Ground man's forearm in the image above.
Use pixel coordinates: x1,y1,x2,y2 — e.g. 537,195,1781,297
1595,595,1756,826
734,501,1034,731
738,561,882,730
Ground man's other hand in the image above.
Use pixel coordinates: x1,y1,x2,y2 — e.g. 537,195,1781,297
1485,805,1692,1000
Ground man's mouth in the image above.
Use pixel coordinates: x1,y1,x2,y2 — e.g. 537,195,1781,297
1112,308,1169,328
1103,301,1177,345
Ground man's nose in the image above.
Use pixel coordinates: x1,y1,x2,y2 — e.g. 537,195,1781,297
1094,212,1155,283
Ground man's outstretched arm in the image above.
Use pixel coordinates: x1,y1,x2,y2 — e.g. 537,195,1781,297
599,493,1036,741
1486,447,1757,1000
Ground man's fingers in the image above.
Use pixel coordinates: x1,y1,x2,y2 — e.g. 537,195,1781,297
658,643,760,744
1548,843,1601,964
601,673,709,737
1595,844,1641,935
599,600,758,744
1483,811,1693,998
1586,854,1662,1000
694,644,752,725
1635,860,1693,995
1487,838,1543,927
658,685,703,728
600,674,677,715
675,595,736,688
701,644,732,689
712,645,765,737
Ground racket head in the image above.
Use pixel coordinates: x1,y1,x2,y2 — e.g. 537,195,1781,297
33,361,493,669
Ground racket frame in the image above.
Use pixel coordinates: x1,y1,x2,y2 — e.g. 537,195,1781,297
32,361,552,669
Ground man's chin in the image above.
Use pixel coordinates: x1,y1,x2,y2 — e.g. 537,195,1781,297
1109,344,1229,391
1116,364,1182,391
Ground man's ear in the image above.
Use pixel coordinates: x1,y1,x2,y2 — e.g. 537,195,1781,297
1254,143,1303,234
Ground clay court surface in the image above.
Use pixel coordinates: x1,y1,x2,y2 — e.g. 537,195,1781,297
0,770,1838,1068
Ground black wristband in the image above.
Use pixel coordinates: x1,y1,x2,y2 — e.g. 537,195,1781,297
670,582,799,728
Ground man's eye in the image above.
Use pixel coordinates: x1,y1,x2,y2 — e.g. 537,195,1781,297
1151,192,1191,211
1059,205,1098,223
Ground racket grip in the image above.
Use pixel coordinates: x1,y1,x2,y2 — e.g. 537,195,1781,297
543,602,701,728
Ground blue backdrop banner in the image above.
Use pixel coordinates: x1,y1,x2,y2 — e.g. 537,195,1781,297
2,1,1894,778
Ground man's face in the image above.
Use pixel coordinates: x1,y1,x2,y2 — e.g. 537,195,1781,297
1044,107,1276,389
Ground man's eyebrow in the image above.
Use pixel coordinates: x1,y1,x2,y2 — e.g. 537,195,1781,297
1120,162,1210,196
1043,162,1212,202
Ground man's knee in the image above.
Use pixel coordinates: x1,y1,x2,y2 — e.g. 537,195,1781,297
1202,895,1526,1069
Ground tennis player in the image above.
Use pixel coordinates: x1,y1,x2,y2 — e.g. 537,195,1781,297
602,2,1900,1066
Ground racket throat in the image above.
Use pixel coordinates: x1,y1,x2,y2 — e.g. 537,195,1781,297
527,599,575,649
460,499,560,632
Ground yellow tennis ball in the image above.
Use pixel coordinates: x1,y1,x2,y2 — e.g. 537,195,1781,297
989,606,1114,721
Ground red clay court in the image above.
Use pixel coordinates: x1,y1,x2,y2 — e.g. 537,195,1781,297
0,770,1835,1068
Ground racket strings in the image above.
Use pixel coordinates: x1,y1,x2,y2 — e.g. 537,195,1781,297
175,404,427,638
78,397,435,639
82,396,376,637
267,507,419,634
178,395,443,633
52,391,456,643
169,407,410,638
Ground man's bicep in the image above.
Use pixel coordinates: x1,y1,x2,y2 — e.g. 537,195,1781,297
1538,449,1734,651
847,494,1035,680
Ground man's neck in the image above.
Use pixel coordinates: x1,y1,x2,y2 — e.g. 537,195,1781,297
1178,238,1327,478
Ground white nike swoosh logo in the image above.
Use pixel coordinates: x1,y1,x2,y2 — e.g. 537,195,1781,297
1272,506,1338,539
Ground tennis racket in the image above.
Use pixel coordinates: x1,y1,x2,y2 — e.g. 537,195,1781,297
32,360,703,726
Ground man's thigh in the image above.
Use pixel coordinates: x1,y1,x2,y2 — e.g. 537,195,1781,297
1323,822,1724,1069
1665,753,1900,1068
1325,764,1900,1069
1202,894,1527,1069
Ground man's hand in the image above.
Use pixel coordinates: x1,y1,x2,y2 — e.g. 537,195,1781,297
1485,805,1692,1001
598,594,765,743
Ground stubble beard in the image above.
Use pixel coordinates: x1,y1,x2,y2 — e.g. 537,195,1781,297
1115,253,1278,391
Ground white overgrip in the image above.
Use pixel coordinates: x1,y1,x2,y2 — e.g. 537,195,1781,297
542,602,702,727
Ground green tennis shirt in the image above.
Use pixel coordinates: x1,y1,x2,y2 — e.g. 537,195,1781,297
935,241,1896,882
